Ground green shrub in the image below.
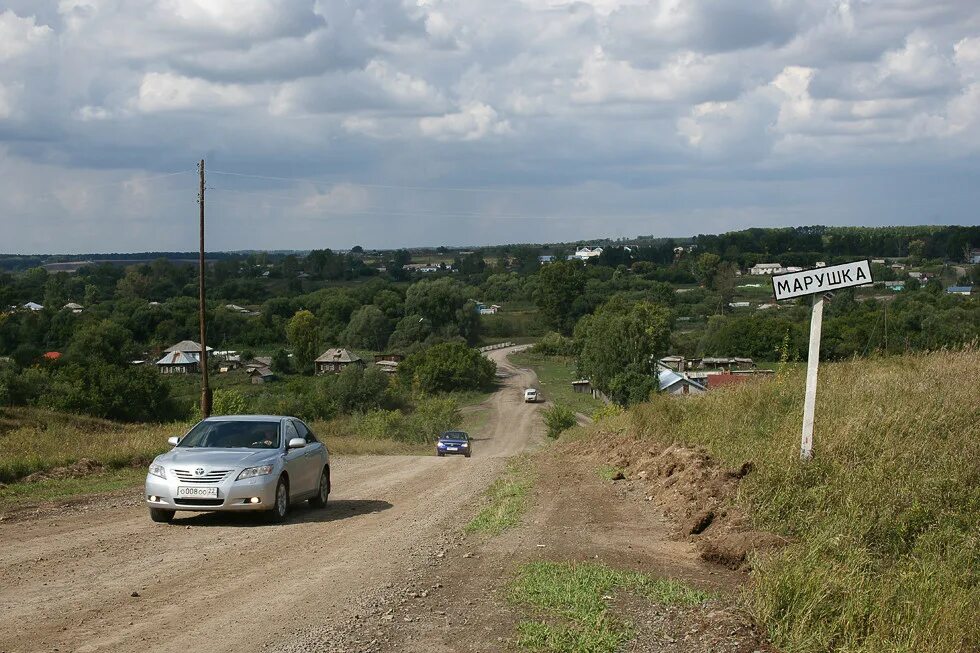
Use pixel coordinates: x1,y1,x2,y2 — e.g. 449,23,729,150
542,403,576,438
532,331,577,356
211,389,248,416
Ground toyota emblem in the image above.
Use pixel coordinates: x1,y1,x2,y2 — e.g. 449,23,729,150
194,467,205,476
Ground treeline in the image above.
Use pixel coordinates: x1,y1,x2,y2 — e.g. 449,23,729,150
692,225,980,265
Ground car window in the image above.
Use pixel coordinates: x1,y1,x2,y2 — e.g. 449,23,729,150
178,420,281,449
294,420,318,444
283,420,298,443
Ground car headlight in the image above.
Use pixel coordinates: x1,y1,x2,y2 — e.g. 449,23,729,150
461,443,469,447
237,465,274,480
437,442,446,447
149,463,167,479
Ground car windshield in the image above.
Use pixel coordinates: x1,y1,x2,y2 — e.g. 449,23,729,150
178,420,281,449
440,432,467,441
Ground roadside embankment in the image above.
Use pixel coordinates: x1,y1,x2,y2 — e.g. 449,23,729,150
573,348,980,653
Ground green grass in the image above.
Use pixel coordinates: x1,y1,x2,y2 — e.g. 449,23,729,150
465,456,534,535
510,561,711,653
508,352,602,417
595,465,621,481
0,468,147,512
625,348,980,653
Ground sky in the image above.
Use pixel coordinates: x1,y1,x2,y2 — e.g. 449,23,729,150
0,0,979,254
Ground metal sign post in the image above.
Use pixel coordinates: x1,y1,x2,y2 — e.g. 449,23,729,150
771,260,873,461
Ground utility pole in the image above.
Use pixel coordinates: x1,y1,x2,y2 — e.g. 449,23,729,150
198,158,211,418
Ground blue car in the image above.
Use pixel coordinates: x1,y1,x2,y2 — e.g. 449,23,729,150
436,430,472,457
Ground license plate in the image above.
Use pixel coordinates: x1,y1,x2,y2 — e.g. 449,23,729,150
177,486,218,498
446,447,458,452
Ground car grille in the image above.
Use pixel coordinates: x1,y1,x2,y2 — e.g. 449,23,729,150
174,469,231,484
174,498,224,507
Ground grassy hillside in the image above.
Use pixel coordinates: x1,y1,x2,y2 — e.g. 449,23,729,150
626,348,979,653
0,407,431,487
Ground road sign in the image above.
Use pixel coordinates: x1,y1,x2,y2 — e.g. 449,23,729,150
772,260,872,301
772,260,873,460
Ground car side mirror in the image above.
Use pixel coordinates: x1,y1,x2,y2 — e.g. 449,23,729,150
288,437,306,449
168,436,180,446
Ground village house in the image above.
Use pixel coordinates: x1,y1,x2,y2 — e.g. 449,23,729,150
156,351,199,374
315,348,364,374
569,246,603,261
749,263,783,275
163,340,212,362
946,286,973,296
658,369,707,395
247,366,275,384
23,302,44,311
63,302,84,314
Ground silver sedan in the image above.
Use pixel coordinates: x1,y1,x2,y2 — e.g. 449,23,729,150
144,415,330,524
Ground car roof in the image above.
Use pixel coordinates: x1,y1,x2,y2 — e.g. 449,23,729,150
201,415,289,422
440,430,468,437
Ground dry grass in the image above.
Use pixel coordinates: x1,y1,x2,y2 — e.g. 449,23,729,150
0,409,431,487
0,407,185,483
627,348,980,653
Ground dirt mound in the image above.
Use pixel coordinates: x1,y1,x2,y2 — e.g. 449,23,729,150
21,458,105,483
565,428,786,570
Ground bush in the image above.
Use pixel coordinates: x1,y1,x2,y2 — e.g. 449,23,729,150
212,389,248,416
532,332,577,356
542,404,576,439
401,342,496,393
351,396,461,444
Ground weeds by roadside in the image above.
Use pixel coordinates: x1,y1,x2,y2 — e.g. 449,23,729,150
465,456,534,535
509,561,711,652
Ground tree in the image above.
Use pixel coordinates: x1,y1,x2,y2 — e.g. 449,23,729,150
286,310,319,374
401,342,496,393
271,347,292,374
404,278,479,343
576,300,673,405
67,320,135,366
342,305,392,351
534,261,587,334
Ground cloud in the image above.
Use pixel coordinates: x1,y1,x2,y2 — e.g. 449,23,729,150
0,0,978,253
133,72,257,112
419,103,512,141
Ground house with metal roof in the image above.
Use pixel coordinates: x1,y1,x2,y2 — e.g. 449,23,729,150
658,369,706,396
164,340,213,362
946,286,973,295
156,351,200,374
315,348,365,375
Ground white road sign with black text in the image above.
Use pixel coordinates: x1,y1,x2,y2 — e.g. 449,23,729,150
772,260,872,301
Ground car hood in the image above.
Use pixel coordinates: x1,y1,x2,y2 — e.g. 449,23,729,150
438,438,469,444
156,448,279,469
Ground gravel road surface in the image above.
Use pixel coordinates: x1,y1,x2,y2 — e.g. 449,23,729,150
0,347,544,653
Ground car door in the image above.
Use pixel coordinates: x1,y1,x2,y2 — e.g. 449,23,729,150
282,419,310,498
293,419,323,493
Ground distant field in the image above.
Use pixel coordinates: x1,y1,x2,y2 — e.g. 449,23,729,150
507,351,602,417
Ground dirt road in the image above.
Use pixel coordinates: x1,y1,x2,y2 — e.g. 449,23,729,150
0,347,545,653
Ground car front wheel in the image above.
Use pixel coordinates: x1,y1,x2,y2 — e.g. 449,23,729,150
309,468,329,508
149,508,175,523
267,477,289,523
